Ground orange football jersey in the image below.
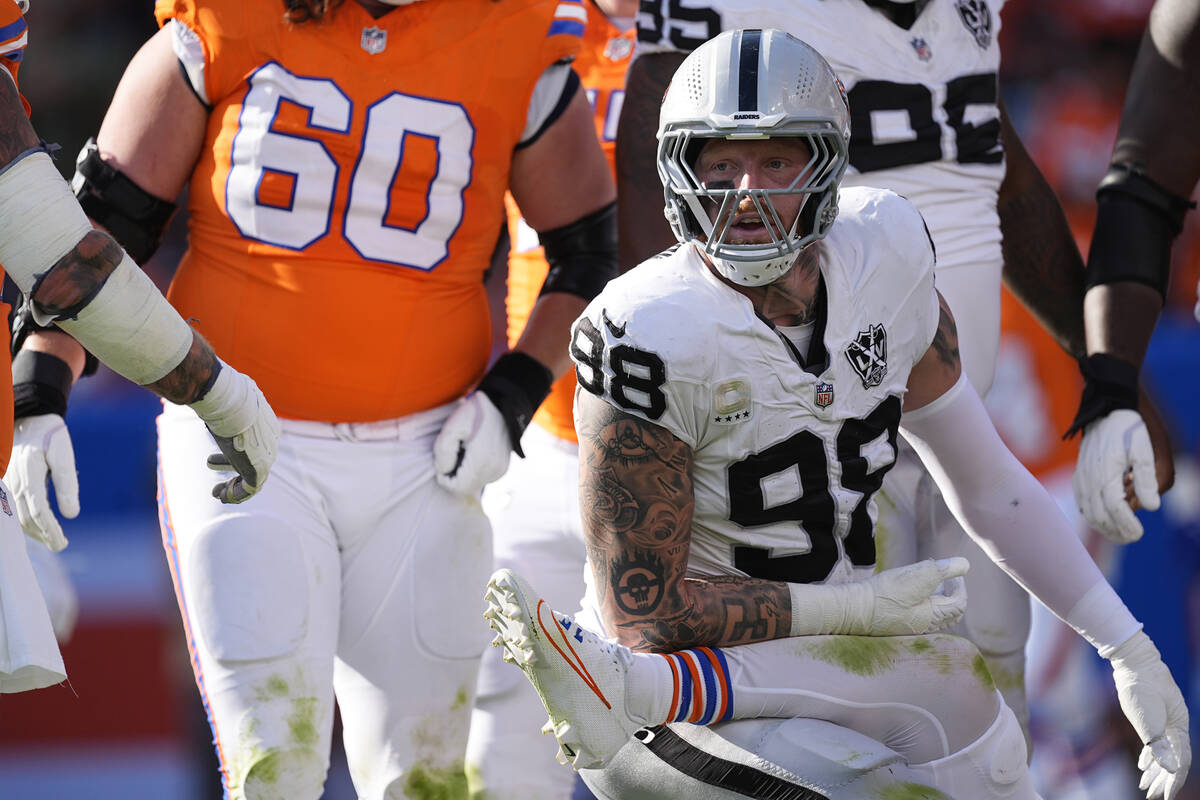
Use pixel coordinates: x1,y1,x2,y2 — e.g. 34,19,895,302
0,0,29,472
155,0,583,422
504,2,633,442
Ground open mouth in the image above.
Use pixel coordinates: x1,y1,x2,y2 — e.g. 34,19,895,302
726,214,770,242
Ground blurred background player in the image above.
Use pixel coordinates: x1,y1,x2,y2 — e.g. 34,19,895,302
7,0,617,797
1065,0,1200,544
615,0,1176,750
0,0,278,692
466,2,634,798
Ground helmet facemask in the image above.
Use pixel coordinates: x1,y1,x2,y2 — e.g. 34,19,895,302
655,29,851,287
659,125,846,286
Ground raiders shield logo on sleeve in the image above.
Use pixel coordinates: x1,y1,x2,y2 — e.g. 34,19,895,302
846,324,888,388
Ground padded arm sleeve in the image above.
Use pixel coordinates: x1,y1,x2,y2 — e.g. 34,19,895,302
900,373,1142,655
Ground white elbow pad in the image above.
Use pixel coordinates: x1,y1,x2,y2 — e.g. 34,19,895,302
0,149,194,385
54,251,194,385
0,150,94,294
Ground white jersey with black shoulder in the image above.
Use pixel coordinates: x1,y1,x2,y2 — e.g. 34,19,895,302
637,0,1005,275
570,187,939,587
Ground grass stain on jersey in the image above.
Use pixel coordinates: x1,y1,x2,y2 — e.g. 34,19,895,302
811,637,899,676
876,782,952,799
906,637,933,654
288,697,318,747
404,763,469,800
972,652,997,691
451,687,469,711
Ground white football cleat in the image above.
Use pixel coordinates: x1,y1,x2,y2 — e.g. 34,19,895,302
484,568,647,769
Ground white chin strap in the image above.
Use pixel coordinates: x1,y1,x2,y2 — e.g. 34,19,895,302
708,248,799,287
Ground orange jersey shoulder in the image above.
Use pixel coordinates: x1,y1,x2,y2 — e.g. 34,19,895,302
154,0,583,422
506,5,633,442
0,0,29,115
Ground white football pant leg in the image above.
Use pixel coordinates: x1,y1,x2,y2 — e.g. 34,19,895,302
722,633,1001,764
327,406,492,800
158,402,339,800
468,425,586,800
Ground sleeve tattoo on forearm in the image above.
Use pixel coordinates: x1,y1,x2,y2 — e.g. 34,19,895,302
578,398,790,651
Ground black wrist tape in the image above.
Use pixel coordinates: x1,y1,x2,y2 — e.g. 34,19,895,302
478,352,554,458
12,349,74,419
1064,353,1139,439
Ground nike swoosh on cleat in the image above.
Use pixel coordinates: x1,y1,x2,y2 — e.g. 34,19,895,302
536,599,612,709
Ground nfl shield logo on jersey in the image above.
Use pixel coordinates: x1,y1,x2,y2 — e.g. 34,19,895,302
815,381,834,408
910,37,933,61
361,26,387,55
846,324,888,389
0,486,11,517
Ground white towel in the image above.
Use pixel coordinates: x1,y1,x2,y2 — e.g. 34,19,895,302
0,482,65,692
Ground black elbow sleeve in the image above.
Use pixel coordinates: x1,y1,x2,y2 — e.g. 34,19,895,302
537,200,618,302
72,137,176,265
1084,164,1195,300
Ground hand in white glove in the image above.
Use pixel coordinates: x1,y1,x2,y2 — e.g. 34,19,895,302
3,414,79,552
1074,409,1160,544
433,392,513,498
1108,631,1191,800
189,362,280,504
791,557,970,637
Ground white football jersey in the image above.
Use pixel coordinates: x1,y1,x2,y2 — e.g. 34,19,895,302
637,0,1005,390
571,187,938,587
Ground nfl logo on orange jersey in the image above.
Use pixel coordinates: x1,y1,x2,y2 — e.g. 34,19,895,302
815,381,834,408
361,26,387,55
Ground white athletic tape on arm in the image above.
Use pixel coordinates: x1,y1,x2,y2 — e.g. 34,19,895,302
55,251,194,386
0,151,93,294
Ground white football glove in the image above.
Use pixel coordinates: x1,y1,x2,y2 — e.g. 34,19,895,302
791,557,970,637
3,414,79,552
1108,631,1191,800
189,362,280,504
433,391,513,498
1074,408,1160,544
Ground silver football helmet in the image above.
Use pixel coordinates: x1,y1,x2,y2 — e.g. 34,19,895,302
657,29,850,287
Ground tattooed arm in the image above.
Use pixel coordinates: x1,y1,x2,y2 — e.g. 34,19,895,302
901,290,963,412
576,389,793,652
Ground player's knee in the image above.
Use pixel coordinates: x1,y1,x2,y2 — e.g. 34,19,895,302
31,229,122,322
924,702,1034,798
239,746,328,800
382,764,469,800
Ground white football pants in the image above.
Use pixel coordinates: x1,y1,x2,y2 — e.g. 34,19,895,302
468,425,586,800
157,400,492,800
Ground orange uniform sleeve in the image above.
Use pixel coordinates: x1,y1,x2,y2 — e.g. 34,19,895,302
0,0,29,116
155,0,261,105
